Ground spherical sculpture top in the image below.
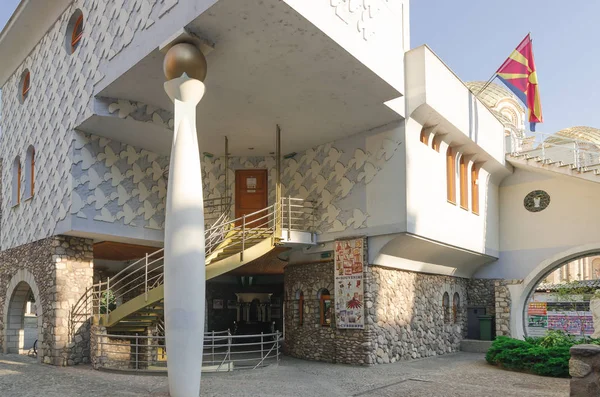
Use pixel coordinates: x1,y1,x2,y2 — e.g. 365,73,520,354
163,43,207,82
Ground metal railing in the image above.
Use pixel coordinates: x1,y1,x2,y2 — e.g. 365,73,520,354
203,196,232,227
281,197,316,234
508,130,600,172
92,330,282,372
70,197,315,329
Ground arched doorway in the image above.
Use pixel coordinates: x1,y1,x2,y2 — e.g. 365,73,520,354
3,270,42,361
520,249,600,339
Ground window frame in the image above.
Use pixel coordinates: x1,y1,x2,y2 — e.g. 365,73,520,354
71,14,84,53
22,71,30,101
432,135,442,152
452,292,460,324
298,292,304,326
442,292,450,324
12,157,21,207
420,128,429,146
459,155,468,210
446,147,456,204
17,162,21,204
471,164,480,215
25,146,35,199
319,294,332,327
31,148,35,197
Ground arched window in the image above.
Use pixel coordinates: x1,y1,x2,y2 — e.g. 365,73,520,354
296,290,304,326
459,155,468,210
442,292,450,324
66,10,84,54
420,127,429,146
446,147,456,204
71,13,84,53
20,70,30,103
318,288,332,327
452,292,460,323
471,164,481,215
432,135,442,152
12,157,21,206
25,146,35,199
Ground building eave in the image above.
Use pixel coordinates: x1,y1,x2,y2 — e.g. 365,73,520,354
0,0,72,88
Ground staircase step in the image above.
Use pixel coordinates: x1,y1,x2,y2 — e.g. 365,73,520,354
108,327,147,332
123,315,160,321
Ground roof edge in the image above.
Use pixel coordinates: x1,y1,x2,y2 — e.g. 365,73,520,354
0,0,72,88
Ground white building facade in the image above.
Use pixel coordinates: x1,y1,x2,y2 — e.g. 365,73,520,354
0,0,598,371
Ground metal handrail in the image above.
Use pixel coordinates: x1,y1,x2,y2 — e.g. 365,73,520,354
508,130,600,171
92,330,282,372
71,197,315,327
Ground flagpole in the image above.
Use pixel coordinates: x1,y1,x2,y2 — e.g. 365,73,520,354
475,73,497,95
476,33,530,96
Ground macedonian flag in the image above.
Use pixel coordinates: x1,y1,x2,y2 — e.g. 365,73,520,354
496,34,543,131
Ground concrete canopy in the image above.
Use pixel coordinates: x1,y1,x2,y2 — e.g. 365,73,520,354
86,0,401,156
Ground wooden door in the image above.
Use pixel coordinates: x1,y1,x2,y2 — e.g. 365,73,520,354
235,169,268,227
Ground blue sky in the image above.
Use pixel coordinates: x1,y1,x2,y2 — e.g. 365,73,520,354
0,1,19,36
0,1,596,134
411,0,600,134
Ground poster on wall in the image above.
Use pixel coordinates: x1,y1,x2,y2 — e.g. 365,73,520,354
526,300,595,337
526,302,548,337
334,238,364,329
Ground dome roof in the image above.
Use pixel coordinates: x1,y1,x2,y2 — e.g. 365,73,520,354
548,126,600,145
465,81,524,111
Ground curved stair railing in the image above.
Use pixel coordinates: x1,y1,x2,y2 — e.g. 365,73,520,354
70,197,315,332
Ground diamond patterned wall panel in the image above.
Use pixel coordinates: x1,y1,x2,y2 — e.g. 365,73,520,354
0,0,178,249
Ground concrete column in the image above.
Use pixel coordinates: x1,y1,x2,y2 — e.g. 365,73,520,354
163,42,208,397
275,125,282,238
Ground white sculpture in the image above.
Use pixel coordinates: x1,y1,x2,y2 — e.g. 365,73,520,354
163,42,208,397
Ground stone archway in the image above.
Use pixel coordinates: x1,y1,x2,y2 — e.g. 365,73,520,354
510,243,600,339
3,269,43,362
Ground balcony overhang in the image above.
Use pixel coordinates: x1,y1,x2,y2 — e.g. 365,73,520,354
371,233,498,278
81,0,402,156
405,45,510,176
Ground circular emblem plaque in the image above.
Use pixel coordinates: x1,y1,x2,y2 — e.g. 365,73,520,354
524,190,550,212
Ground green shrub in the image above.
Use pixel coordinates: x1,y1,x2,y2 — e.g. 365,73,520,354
485,335,574,378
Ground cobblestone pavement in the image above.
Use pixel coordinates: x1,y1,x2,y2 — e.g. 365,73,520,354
0,352,568,397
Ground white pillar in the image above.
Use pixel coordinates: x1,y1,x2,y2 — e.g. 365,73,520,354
164,73,206,397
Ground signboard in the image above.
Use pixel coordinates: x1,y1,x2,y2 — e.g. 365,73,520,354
334,238,364,329
526,300,594,337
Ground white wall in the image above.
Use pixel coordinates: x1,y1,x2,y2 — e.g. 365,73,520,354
0,0,197,250
476,166,600,280
405,46,506,167
283,0,408,95
404,118,499,257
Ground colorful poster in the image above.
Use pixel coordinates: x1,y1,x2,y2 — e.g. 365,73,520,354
526,299,595,337
526,302,548,337
334,238,364,329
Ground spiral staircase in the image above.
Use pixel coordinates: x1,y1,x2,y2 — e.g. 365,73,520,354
70,197,315,334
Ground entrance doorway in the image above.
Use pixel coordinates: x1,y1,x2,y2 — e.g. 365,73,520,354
6,281,38,354
235,169,268,226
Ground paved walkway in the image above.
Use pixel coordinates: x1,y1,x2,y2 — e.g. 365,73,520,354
0,352,568,396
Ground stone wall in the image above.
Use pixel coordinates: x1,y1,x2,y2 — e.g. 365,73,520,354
0,235,93,365
494,279,522,337
284,260,470,365
284,261,370,364
467,279,496,316
367,266,468,363
570,344,600,396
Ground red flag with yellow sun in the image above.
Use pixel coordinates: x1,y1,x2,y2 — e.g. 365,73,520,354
495,34,543,131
